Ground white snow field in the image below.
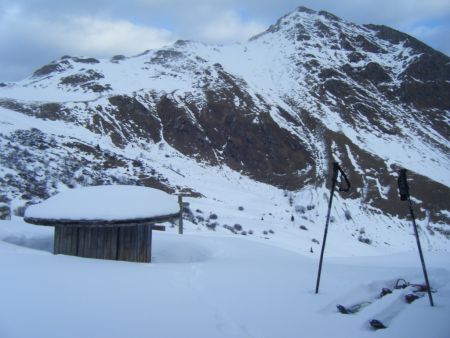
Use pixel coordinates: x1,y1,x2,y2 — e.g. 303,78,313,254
1,218,449,338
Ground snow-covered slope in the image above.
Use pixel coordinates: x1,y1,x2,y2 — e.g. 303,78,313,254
0,6,449,252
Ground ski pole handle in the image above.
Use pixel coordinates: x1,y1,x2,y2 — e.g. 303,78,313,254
398,168,409,201
332,162,339,184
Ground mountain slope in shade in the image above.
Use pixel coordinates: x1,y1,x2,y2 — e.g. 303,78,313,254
0,6,449,252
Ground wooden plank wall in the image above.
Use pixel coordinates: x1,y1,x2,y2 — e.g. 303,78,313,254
54,226,79,256
54,225,151,263
117,225,150,262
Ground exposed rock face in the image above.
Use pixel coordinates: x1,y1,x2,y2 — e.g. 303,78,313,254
0,6,449,234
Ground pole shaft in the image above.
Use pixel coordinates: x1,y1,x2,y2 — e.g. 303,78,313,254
408,198,434,306
315,182,336,294
178,195,183,235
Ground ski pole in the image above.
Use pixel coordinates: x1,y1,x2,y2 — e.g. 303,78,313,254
398,169,434,307
315,162,350,294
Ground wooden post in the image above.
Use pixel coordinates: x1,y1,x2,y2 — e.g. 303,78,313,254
178,195,183,235
148,225,153,263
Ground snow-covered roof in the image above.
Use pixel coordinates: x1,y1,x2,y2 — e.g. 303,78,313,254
24,185,179,224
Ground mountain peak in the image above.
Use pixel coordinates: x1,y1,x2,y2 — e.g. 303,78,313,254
295,6,316,15
249,6,349,43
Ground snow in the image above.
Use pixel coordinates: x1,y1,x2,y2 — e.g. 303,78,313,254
0,218,449,338
24,185,179,222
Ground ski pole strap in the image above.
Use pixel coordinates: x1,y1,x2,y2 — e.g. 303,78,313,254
394,278,409,289
332,162,350,192
337,165,350,192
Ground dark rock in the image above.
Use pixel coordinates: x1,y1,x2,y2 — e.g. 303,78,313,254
157,95,217,164
72,57,100,64
0,203,10,220
148,50,184,64
319,68,342,80
314,20,333,38
401,53,450,82
358,235,372,245
339,34,356,51
323,79,357,97
295,23,311,41
347,52,366,63
223,225,238,234
397,81,450,110
352,35,385,53
81,83,112,92
296,6,316,14
206,222,218,230
111,55,126,62
33,60,72,77
318,11,341,21
366,24,442,55
341,62,391,85
106,95,162,146
60,70,104,85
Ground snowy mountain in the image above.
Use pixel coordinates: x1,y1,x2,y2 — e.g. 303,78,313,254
0,6,449,252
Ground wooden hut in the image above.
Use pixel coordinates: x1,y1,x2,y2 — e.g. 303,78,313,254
24,185,182,263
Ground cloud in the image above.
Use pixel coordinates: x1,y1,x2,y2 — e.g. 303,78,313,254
2,14,175,57
0,7,176,81
44,17,174,56
197,11,266,43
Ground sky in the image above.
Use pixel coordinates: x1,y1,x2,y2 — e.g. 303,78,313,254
0,0,449,82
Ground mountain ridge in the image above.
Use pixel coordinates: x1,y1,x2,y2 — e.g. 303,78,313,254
0,7,449,251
